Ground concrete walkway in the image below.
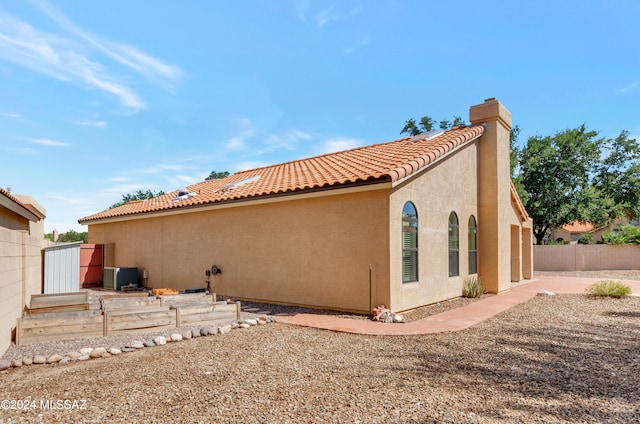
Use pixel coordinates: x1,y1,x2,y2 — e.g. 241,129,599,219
275,276,640,336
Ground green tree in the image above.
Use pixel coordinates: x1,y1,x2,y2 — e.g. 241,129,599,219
110,189,166,209
400,115,467,136
56,230,89,243
205,170,230,180
593,131,640,220
516,125,622,244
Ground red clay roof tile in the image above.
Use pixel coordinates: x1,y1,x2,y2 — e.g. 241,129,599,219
79,125,484,223
0,187,45,220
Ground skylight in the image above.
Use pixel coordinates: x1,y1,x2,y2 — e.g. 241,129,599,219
221,175,260,192
172,189,196,202
408,129,445,142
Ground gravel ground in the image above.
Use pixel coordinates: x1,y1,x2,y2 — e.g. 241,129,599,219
1,272,639,423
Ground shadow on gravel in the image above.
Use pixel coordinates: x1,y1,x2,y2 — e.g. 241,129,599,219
390,295,640,423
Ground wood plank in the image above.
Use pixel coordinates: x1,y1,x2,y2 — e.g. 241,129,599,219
102,298,161,311
108,324,176,335
159,294,213,306
30,292,88,309
180,310,237,325
20,315,103,330
100,292,150,300
105,306,170,316
28,304,89,314
15,317,21,346
20,328,104,344
21,310,102,320
106,310,176,331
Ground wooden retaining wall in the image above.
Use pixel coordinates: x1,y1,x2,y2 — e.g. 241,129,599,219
16,292,240,345
17,310,103,345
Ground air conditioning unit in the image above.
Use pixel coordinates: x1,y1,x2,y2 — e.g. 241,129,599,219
103,267,138,291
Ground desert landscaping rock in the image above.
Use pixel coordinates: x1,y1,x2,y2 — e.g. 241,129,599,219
238,323,251,329
244,318,258,326
32,355,45,364
538,289,556,296
67,351,82,360
0,359,10,370
130,341,145,349
108,348,122,355
22,357,32,366
200,327,209,337
10,359,22,368
182,330,192,339
45,354,63,364
170,333,182,342
77,354,90,361
143,340,155,347
191,329,201,338
121,347,135,353
59,356,70,365
89,348,106,358
208,327,218,335
153,336,166,346
80,347,93,355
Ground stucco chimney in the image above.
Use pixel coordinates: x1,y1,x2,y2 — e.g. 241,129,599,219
469,98,512,293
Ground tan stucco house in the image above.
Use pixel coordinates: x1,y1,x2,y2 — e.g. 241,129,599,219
0,187,47,355
79,98,533,313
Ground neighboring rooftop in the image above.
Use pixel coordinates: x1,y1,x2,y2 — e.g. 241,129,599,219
0,187,45,221
79,125,485,224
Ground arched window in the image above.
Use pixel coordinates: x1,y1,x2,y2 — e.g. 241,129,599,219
468,215,477,274
402,202,418,283
448,212,459,277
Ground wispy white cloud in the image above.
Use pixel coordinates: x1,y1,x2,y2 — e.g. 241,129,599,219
76,120,107,127
236,161,269,172
226,136,246,150
343,33,371,54
47,191,88,205
28,137,72,147
0,11,145,109
1,112,21,118
35,0,183,91
618,80,639,94
316,6,338,27
9,146,38,155
261,129,312,153
106,176,131,183
296,0,309,22
319,137,364,154
140,164,196,174
0,0,183,110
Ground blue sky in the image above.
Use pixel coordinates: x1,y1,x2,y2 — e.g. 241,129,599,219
1,0,639,233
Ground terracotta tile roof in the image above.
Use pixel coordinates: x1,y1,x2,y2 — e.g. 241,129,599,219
79,125,484,224
562,221,595,233
0,187,45,220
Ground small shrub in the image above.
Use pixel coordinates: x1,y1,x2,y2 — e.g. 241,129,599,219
578,233,593,244
462,276,484,298
585,280,632,298
602,224,640,245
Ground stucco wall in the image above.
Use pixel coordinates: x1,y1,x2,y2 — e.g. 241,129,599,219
0,227,44,355
534,244,640,271
389,142,479,312
88,189,391,313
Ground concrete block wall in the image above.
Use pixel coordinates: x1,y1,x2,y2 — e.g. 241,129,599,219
0,227,44,355
533,244,640,271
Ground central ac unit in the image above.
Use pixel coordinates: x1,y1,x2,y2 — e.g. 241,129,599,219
103,267,138,291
